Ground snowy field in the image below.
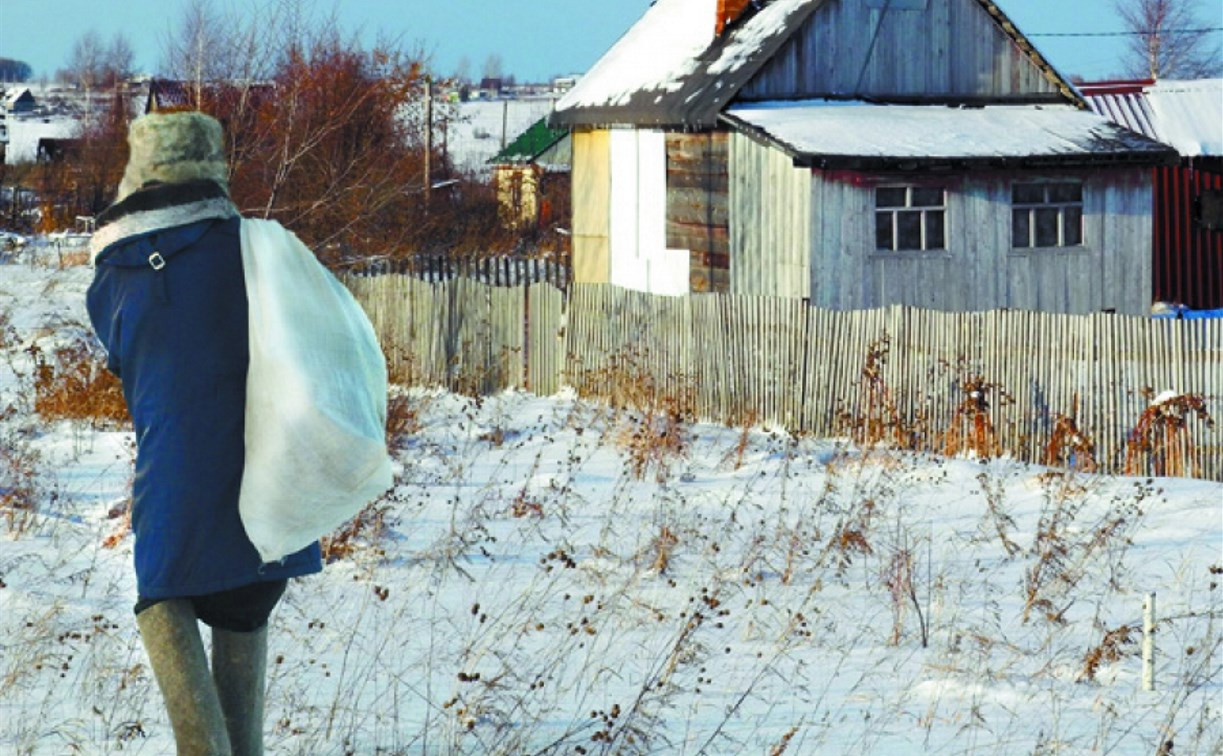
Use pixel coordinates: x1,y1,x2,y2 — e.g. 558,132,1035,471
444,97,560,176
0,253,1220,755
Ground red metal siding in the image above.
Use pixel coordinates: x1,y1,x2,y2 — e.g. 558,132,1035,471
1153,163,1223,309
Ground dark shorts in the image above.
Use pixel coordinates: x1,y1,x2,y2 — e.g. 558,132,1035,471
134,579,288,632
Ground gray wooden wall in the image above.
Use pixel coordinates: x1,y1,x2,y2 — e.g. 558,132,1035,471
728,132,812,298
738,0,1063,100
728,134,1155,314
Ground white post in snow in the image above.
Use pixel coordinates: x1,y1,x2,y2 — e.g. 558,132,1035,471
1142,592,1156,692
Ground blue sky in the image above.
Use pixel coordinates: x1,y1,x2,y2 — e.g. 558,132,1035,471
0,0,1209,84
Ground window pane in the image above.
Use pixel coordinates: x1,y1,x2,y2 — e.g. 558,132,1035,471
911,187,944,207
877,187,907,208
875,212,894,250
1012,183,1044,204
1048,182,1082,203
896,211,922,250
1035,208,1059,246
1012,209,1031,247
1063,206,1083,245
925,210,945,250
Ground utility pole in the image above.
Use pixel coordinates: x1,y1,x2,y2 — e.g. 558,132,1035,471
424,76,433,205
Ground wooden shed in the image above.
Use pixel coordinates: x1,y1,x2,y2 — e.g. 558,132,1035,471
550,0,1177,314
488,118,572,231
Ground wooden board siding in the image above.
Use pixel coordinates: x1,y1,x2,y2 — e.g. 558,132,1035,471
729,133,812,298
738,0,1062,101
571,130,611,284
666,132,730,292
805,167,1153,314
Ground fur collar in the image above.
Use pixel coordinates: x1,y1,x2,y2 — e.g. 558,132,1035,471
92,180,238,262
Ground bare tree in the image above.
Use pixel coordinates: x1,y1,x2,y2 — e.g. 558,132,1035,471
67,29,106,90
1115,0,1222,79
104,33,135,87
482,53,503,82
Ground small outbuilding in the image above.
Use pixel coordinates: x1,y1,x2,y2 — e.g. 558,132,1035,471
1080,78,1223,310
488,118,572,230
550,0,1177,314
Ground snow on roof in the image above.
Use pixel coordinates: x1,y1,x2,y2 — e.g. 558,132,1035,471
555,0,716,112
1144,79,1223,157
706,0,812,77
552,0,817,127
723,100,1177,166
1080,79,1222,158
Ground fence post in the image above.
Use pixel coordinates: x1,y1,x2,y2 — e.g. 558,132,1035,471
1142,592,1156,692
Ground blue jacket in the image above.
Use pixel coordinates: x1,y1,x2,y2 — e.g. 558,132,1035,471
87,181,321,600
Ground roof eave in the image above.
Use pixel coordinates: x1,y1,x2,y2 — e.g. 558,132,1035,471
789,149,1180,172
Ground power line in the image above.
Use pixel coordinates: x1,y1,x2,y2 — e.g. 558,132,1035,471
1029,27,1223,38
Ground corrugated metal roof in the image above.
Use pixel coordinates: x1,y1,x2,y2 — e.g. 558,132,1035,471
550,0,1083,129
1079,79,1223,157
488,118,569,165
723,100,1177,168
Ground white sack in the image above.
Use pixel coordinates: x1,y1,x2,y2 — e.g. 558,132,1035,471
238,218,393,562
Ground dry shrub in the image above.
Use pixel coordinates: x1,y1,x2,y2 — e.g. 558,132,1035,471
943,375,1005,459
320,503,392,564
591,348,696,483
1124,390,1214,478
652,526,679,573
618,402,691,483
843,335,909,449
0,411,41,534
1079,624,1137,682
28,339,129,425
1022,478,1150,624
1045,399,1097,473
385,391,422,451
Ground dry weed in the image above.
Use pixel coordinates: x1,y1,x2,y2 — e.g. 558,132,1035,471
1045,396,1097,473
321,502,393,563
943,375,1004,459
1124,390,1214,478
845,335,909,449
28,338,128,425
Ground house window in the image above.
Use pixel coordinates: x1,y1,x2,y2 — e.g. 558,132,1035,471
1012,182,1083,248
875,186,946,252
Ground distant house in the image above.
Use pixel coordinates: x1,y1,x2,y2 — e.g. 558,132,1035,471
4,88,35,114
550,0,1176,313
145,78,273,114
1080,78,1223,310
146,79,193,112
488,118,572,230
479,78,505,99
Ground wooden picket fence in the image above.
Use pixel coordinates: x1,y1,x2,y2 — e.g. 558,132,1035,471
342,275,1222,481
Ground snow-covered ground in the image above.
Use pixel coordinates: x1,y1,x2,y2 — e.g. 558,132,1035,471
444,97,560,176
3,114,79,165
0,254,1220,754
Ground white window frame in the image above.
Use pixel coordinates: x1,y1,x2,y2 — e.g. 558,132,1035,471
1011,181,1084,249
874,185,947,252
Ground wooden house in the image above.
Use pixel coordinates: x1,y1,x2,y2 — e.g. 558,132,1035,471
549,0,1177,313
4,88,35,114
1080,78,1222,310
488,118,572,230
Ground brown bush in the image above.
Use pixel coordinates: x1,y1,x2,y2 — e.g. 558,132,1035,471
28,339,129,425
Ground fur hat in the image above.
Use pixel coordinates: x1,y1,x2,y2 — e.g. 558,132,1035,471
116,111,229,202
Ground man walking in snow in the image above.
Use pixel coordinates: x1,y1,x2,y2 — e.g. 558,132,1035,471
87,111,322,755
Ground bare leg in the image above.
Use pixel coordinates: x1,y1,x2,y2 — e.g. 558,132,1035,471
211,625,268,756
136,599,232,755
